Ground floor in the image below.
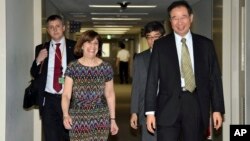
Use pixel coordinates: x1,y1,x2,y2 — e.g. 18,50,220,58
108,83,140,141
107,83,216,141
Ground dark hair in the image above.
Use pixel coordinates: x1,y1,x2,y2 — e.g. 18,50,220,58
74,30,102,57
46,15,64,25
144,21,165,36
119,42,125,49
167,1,193,18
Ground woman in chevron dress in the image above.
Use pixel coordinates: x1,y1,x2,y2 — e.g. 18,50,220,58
61,30,118,140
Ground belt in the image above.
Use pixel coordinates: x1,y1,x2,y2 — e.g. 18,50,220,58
44,91,62,97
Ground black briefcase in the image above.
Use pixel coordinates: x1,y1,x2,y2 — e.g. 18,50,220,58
23,79,39,109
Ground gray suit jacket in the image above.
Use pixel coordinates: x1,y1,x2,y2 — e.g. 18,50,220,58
130,49,151,124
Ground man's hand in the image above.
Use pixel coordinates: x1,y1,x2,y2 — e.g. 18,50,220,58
36,48,48,64
130,113,138,129
213,112,223,130
146,114,156,133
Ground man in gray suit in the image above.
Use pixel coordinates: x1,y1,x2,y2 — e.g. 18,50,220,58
130,21,165,141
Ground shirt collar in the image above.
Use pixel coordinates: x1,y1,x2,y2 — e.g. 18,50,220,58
174,30,192,42
51,37,65,46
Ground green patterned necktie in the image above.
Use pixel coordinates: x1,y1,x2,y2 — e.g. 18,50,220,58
181,38,196,92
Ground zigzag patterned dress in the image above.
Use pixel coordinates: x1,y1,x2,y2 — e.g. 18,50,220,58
65,60,113,141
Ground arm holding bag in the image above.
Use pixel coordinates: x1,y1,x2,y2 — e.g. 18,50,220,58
23,43,46,109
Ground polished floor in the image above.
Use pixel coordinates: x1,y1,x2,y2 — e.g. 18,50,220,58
108,83,140,141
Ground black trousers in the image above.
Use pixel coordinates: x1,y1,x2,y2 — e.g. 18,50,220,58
157,91,206,141
41,92,69,141
119,61,129,84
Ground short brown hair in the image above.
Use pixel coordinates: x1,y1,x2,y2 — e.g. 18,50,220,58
74,30,102,57
46,15,64,26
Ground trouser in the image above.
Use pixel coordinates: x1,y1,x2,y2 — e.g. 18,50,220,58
119,61,129,83
41,92,69,141
141,119,157,141
157,91,206,141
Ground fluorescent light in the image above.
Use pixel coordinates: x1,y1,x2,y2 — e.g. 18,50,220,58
80,28,128,34
97,31,127,34
92,17,141,21
96,28,130,31
89,5,156,8
80,27,130,31
93,25,133,28
80,30,127,34
89,5,120,8
128,5,157,8
93,21,138,24
91,13,148,15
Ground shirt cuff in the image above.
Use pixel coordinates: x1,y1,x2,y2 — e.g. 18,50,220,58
145,111,155,115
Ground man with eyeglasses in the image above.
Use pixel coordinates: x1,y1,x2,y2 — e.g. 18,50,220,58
130,21,165,141
145,1,225,141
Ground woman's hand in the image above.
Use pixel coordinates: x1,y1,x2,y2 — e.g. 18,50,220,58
63,115,72,130
110,119,119,135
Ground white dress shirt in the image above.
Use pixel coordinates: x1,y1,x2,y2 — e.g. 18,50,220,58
45,37,67,94
174,31,194,88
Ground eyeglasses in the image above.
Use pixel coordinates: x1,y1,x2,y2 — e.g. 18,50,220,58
170,15,189,22
146,35,161,40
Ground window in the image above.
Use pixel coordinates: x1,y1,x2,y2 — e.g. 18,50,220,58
102,43,110,57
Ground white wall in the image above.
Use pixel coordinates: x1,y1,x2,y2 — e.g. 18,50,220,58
245,0,250,124
5,0,41,141
0,0,7,140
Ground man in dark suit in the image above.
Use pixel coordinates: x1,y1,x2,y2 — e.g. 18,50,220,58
130,21,165,141
145,1,225,141
30,15,77,141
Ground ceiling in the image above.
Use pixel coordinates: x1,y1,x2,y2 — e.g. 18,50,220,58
46,0,200,37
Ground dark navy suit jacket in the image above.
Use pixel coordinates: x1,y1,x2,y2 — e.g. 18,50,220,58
145,33,225,129
30,39,77,113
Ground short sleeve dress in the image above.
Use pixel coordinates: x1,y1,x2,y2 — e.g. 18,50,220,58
65,60,113,141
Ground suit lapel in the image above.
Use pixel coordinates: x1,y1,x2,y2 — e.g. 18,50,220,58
42,42,50,75
65,39,74,64
166,34,182,88
192,34,202,81
169,34,181,74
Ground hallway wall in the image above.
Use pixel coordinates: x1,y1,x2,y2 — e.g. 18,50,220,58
192,0,212,38
0,0,6,140
4,0,39,141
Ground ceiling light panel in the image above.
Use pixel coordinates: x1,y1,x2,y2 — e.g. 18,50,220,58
89,5,156,8
92,17,141,20
91,12,148,15
93,25,133,28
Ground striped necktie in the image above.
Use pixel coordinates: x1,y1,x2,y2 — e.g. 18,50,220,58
181,38,196,92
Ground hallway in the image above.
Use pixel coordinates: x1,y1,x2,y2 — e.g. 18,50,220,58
108,84,140,141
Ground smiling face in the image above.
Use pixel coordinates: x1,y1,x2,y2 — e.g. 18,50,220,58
169,6,193,37
47,19,65,42
82,38,99,58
